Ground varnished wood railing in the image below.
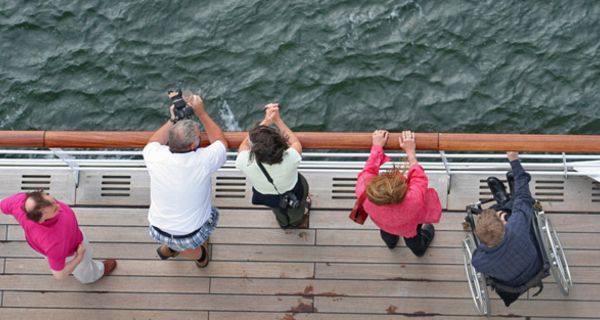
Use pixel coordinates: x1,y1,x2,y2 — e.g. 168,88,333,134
0,131,599,152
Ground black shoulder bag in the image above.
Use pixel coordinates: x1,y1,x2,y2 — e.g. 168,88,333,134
256,161,301,210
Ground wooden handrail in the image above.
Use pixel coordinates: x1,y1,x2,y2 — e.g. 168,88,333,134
0,130,599,152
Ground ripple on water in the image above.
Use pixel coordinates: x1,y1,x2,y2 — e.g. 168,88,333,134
0,0,598,134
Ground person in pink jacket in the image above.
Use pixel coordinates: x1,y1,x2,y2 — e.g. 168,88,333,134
355,130,442,256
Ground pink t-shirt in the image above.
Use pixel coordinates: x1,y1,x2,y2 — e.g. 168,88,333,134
355,146,443,237
0,193,83,271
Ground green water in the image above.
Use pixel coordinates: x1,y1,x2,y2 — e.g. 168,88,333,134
1,0,599,134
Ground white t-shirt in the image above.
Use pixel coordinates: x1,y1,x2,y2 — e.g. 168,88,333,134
235,148,301,195
143,141,226,235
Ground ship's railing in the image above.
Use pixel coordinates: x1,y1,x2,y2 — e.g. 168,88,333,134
1,130,600,179
0,149,599,178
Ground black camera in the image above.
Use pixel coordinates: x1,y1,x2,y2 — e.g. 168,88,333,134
279,191,301,209
168,89,194,121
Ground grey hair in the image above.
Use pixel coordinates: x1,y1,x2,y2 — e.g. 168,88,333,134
168,120,200,153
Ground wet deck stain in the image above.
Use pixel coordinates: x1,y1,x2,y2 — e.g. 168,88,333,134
403,311,442,317
298,231,309,240
386,305,398,314
390,277,435,282
289,285,345,298
288,302,316,313
302,285,314,298
278,314,296,320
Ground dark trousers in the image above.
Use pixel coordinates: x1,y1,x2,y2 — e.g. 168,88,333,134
380,224,430,256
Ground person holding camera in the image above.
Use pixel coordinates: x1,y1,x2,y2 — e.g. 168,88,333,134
354,130,442,256
143,91,228,268
235,103,311,229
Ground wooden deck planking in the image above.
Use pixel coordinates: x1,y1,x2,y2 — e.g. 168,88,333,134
209,278,472,299
315,263,469,282
314,297,600,318
209,312,524,320
0,274,210,293
2,291,313,312
7,225,316,245
211,244,464,264
2,207,598,231
1,185,600,318
6,218,596,250
316,229,477,247
0,309,208,320
4,259,315,279
526,283,600,301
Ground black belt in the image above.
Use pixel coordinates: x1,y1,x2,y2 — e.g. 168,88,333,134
152,225,201,238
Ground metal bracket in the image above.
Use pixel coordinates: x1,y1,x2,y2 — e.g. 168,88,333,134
440,151,452,193
50,148,80,187
562,152,568,179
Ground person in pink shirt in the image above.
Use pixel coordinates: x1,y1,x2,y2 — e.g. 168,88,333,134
355,130,442,256
1,191,117,283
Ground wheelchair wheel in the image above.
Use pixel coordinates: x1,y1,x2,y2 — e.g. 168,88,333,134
538,213,573,295
463,233,491,316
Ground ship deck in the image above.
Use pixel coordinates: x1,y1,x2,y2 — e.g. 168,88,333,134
1,156,600,319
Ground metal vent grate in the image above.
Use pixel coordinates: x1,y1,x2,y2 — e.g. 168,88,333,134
21,174,51,192
332,177,357,200
101,175,131,197
534,180,564,202
215,176,246,199
592,182,600,203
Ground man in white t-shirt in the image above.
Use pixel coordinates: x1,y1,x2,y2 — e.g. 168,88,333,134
143,94,228,268
236,103,311,228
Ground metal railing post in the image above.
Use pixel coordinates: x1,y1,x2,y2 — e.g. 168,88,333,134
440,151,452,193
562,152,568,179
50,148,80,187
440,151,451,176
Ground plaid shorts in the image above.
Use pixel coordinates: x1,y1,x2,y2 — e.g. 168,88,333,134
149,207,219,252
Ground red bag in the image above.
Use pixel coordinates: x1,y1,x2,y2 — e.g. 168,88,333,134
349,192,368,224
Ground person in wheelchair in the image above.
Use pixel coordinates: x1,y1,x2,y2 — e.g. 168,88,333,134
472,151,543,305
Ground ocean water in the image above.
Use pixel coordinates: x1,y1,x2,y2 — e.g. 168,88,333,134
0,0,599,134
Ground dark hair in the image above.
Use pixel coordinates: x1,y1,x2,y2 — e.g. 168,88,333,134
24,190,53,222
248,125,289,165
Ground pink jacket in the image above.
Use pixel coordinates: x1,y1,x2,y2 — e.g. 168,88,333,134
355,146,442,237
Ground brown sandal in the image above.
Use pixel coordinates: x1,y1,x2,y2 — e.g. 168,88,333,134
157,245,179,260
195,240,210,268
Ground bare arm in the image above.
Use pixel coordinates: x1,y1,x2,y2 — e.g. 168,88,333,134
399,130,418,167
51,243,85,280
267,103,302,154
148,121,173,145
238,136,251,152
148,105,175,144
187,95,229,148
238,103,287,153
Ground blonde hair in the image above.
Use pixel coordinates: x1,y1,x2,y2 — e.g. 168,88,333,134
475,208,505,247
365,167,408,205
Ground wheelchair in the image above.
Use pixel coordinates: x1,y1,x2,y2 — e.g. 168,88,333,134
462,198,573,316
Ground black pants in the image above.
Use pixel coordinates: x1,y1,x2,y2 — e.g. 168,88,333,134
380,224,430,256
